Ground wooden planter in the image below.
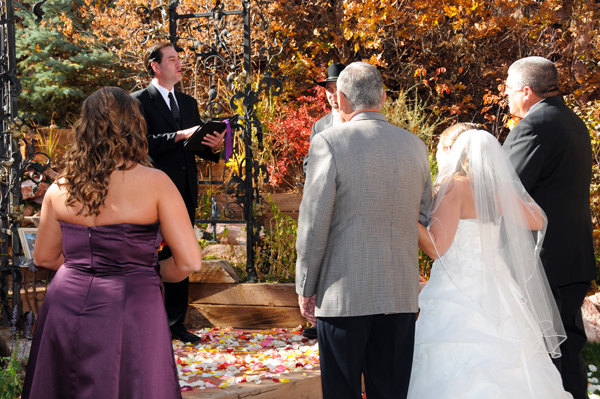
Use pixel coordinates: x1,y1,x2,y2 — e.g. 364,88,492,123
184,260,305,329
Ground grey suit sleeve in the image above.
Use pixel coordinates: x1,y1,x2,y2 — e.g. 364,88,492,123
296,134,337,297
503,123,544,192
419,169,433,227
302,122,320,173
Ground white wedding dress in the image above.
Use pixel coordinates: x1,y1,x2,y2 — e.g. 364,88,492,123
408,219,573,399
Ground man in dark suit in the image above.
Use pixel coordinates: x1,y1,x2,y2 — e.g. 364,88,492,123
132,42,225,343
302,62,345,173
503,56,597,399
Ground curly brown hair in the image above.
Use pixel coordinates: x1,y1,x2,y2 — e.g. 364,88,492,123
58,87,152,216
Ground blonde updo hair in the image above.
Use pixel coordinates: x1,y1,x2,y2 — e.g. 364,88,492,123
435,122,481,193
438,122,481,150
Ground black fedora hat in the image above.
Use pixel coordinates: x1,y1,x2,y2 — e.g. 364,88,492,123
316,62,346,87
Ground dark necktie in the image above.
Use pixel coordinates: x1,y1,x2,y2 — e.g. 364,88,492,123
168,92,181,128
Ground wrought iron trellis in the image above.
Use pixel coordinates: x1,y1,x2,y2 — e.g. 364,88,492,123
135,0,285,282
0,0,50,332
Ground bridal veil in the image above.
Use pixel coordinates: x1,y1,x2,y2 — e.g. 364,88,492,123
430,129,566,357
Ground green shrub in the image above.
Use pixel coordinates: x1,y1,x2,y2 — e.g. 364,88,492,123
254,196,297,282
0,341,25,399
382,89,446,154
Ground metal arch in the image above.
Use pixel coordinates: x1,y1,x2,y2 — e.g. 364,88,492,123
0,0,50,335
138,0,285,282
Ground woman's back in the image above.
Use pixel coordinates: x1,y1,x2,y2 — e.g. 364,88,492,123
51,164,163,227
35,163,201,283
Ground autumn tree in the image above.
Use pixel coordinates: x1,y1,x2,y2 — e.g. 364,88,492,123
15,0,132,126
268,0,600,134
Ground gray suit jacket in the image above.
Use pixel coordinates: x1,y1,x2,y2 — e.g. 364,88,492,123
296,112,432,317
303,113,334,172
311,112,334,140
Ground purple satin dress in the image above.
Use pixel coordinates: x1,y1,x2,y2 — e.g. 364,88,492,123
22,221,182,399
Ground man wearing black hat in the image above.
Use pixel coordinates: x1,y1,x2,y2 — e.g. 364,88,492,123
300,62,345,341
303,62,346,173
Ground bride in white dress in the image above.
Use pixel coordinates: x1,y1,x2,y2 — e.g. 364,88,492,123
408,127,573,399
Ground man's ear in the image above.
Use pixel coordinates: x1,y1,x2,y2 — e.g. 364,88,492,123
522,86,536,101
337,91,352,122
151,61,159,76
337,90,345,108
522,86,542,107
380,91,387,108
338,91,349,111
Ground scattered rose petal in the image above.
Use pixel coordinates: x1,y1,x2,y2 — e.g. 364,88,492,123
172,327,319,391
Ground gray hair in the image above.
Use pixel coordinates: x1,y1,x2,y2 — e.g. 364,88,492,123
507,56,559,97
336,62,384,111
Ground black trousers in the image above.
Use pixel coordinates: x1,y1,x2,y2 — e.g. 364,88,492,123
159,246,189,328
551,281,591,399
317,313,415,399
161,183,197,329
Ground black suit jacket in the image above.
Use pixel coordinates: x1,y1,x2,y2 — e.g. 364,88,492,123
131,84,220,216
503,96,597,286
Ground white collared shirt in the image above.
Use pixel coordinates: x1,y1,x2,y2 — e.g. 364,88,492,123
151,78,179,110
332,109,341,126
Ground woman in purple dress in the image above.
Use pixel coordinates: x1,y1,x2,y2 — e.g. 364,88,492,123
22,87,202,399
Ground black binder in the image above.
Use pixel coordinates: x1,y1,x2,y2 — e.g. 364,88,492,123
183,121,227,152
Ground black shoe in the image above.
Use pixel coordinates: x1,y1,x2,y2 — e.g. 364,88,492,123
302,327,318,339
170,325,201,343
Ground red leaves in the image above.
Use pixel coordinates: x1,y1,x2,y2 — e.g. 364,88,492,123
264,88,329,188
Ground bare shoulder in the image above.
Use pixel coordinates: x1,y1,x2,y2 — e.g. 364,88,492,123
453,177,471,189
133,165,178,192
45,181,67,200
443,177,470,197
453,177,474,198
135,164,166,178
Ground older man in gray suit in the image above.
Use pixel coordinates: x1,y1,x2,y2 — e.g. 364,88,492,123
296,62,432,399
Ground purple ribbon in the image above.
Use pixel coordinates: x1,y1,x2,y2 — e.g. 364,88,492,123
224,119,232,161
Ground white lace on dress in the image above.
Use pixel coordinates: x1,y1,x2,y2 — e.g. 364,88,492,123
407,219,573,399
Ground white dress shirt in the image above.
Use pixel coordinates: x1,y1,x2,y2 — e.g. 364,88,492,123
151,79,179,110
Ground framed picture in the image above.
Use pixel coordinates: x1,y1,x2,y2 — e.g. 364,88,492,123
18,228,38,260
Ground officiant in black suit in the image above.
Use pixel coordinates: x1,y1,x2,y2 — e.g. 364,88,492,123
132,42,225,343
503,56,597,399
